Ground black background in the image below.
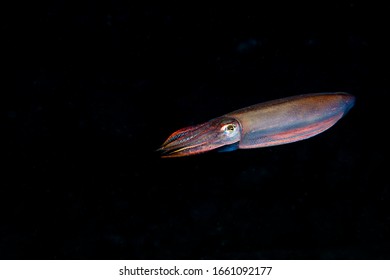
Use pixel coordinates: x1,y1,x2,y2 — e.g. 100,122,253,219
1,2,389,259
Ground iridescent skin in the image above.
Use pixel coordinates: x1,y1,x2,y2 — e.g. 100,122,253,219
159,92,355,158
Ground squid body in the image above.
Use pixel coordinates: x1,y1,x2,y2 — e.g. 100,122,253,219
159,92,355,157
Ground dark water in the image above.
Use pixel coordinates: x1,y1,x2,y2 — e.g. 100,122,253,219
1,3,389,259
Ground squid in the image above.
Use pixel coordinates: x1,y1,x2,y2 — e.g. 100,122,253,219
159,92,355,158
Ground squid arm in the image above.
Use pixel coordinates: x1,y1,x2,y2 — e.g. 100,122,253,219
159,92,355,158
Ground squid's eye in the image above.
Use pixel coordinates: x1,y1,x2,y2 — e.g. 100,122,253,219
225,124,235,131
222,123,237,134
